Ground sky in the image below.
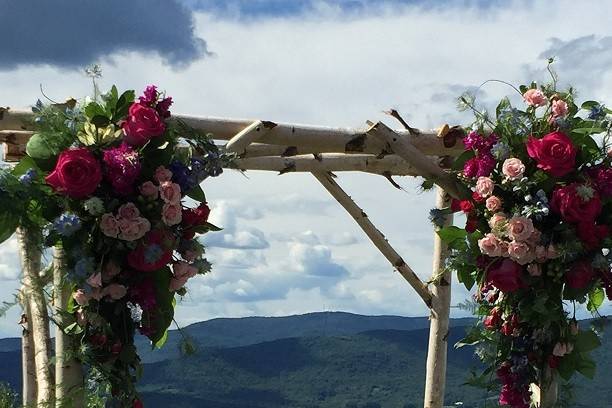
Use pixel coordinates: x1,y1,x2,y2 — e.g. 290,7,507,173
1,0,612,337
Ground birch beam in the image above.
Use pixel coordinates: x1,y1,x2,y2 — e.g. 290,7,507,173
313,172,432,307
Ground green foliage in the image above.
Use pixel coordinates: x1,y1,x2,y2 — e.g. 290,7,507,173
0,382,17,408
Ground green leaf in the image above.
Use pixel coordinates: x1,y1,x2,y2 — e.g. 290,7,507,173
186,184,206,203
558,354,576,380
587,287,605,312
575,330,601,353
154,329,169,349
84,102,107,120
496,96,511,119
437,226,467,250
451,150,475,171
0,211,18,244
11,156,39,177
576,353,596,379
581,101,600,110
90,115,110,127
571,127,606,135
114,90,136,121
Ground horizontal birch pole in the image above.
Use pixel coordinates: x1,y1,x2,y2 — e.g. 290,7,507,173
235,153,444,176
0,109,464,160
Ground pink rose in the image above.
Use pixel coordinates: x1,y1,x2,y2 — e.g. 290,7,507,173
489,213,507,230
172,261,198,279
159,181,181,203
527,263,542,276
86,272,102,288
478,233,503,257
485,196,502,212
507,216,534,242
498,240,509,257
507,241,534,265
117,202,140,220
527,229,542,245
45,148,102,198
502,158,525,180
526,131,577,177
103,284,127,300
102,261,121,282
551,99,568,118
155,166,173,183
523,89,547,107
135,217,152,237
140,181,159,200
100,214,119,238
73,289,89,306
122,102,166,146
162,203,182,226
475,177,495,197
118,219,142,241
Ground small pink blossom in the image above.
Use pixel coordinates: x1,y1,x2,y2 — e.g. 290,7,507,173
86,272,102,288
523,89,547,107
160,181,181,203
475,177,495,197
155,166,173,183
553,342,574,357
169,261,198,291
117,202,140,220
140,181,159,199
507,241,534,265
478,233,503,257
552,99,568,118
489,212,507,230
485,196,502,212
502,158,525,180
100,214,119,238
507,216,534,242
73,289,89,306
527,263,542,276
103,284,127,300
162,203,182,226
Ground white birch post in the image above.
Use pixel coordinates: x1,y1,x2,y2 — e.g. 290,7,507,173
19,287,37,406
423,187,454,408
532,368,559,408
17,227,55,407
53,246,84,408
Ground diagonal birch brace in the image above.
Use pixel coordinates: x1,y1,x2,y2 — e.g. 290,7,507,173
225,120,277,155
312,171,433,307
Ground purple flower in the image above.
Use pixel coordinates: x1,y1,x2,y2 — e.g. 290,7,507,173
138,85,158,106
476,153,496,177
156,96,173,119
103,143,141,195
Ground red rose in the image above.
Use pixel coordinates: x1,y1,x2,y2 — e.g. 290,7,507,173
472,192,485,203
548,355,560,369
459,200,474,214
127,229,175,272
465,215,478,233
526,131,577,177
181,203,211,239
487,259,524,293
566,260,595,289
577,223,609,250
551,183,602,223
483,307,502,329
450,199,462,212
133,399,144,408
45,148,102,198
122,102,166,146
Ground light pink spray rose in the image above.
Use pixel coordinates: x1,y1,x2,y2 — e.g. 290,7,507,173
523,89,547,107
551,99,569,118
86,272,102,288
162,203,182,226
118,217,150,241
489,212,508,230
507,241,534,265
478,233,504,257
103,284,128,300
169,261,198,291
502,158,525,180
475,177,495,197
155,166,173,183
73,289,89,306
117,202,140,220
485,196,502,212
139,181,159,199
100,214,119,238
507,216,534,242
160,181,181,204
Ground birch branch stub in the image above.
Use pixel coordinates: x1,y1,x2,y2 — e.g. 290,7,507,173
312,171,433,307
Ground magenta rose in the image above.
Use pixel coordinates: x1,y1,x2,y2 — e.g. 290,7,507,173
122,103,166,146
551,183,602,223
566,260,595,289
45,148,102,198
486,259,524,293
526,131,577,177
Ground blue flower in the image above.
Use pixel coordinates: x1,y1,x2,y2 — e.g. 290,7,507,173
53,213,82,237
169,160,195,192
588,104,606,120
491,142,511,161
18,168,36,185
72,257,95,280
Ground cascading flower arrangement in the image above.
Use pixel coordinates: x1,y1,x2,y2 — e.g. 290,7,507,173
434,76,612,407
8,85,232,405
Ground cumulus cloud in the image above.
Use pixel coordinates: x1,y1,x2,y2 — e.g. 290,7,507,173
0,0,209,70
203,201,270,249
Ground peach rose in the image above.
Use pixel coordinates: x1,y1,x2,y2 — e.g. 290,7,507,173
117,202,140,220
103,284,127,300
160,181,181,204
552,99,568,118
100,214,119,238
475,177,495,197
162,203,182,226
155,166,173,183
507,216,534,242
73,289,89,306
489,212,507,230
478,233,503,257
507,241,534,265
523,89,547,107
140,181,159,199
485,196,502,212
502,158,525,180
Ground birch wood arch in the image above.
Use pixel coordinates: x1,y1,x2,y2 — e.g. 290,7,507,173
0,107,535,408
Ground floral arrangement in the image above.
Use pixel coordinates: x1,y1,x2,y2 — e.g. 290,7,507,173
2,85,231,405
433,76,612,407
